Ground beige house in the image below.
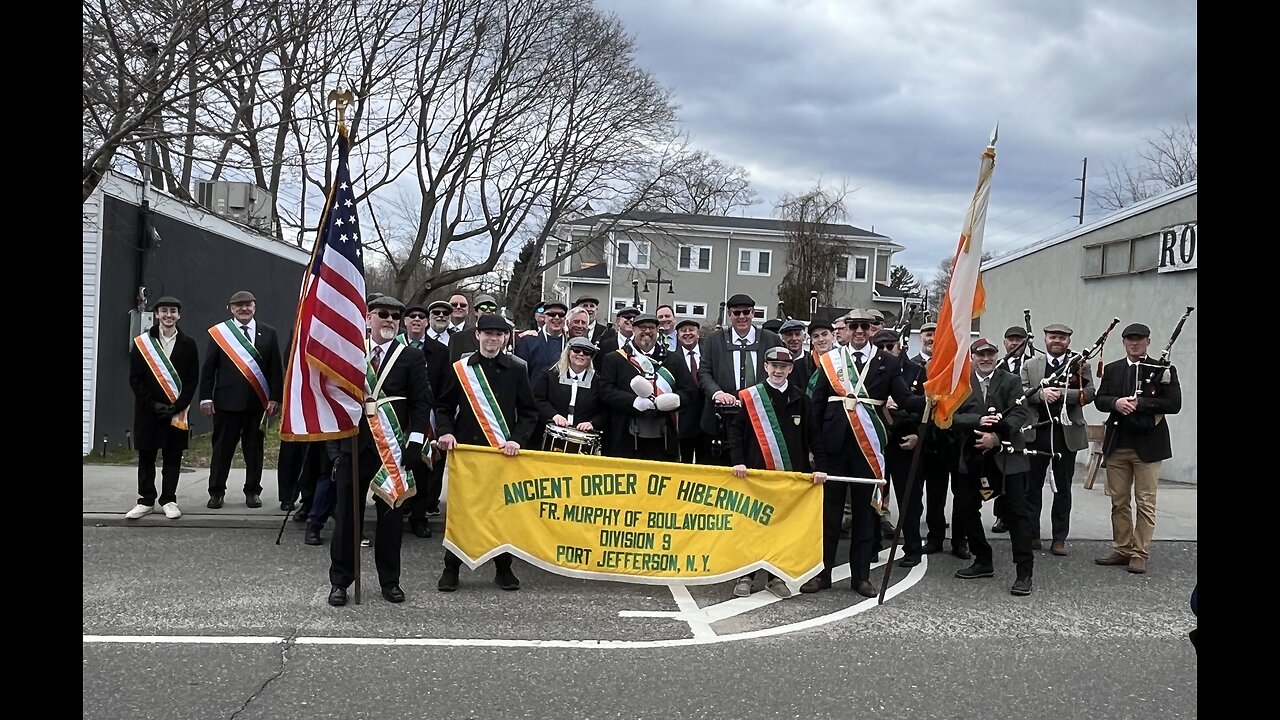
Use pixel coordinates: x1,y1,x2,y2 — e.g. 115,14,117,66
541,211,909,325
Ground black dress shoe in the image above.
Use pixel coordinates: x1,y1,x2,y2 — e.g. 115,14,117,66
437,568,459,592
951,544,973,560
381,584,405,603
304,527,322,546
898,554,921,568
799,574,831,594
280,500,295,512
921,541,944,555
328,585,348,606
410,519,432,538
246,494,262,509
292,507,310,523
852,580,878,597
495,567,521,591
880,517,895,539
1010,576,1033,596
206,495,224,509
991,518,1008,533
954,563,995,579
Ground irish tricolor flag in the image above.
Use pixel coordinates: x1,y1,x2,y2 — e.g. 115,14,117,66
924,128,996,428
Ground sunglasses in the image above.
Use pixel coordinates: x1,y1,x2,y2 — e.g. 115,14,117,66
849,322,872,331
729,309,754,317
570,347,595,356
451,302,468,308
545,312,565,318
477,304,497,312
374,310,401,320
429,309,450,316
406,313,427,320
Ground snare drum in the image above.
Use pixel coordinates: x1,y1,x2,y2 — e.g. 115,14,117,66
542,423,602,455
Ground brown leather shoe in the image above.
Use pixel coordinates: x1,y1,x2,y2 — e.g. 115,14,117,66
1094,551,1129,566
1127,557,1147,574
1050,541,1068,556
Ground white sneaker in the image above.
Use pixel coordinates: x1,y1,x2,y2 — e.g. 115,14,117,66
733,576,754,597
162,502,182,519
125,504,155,520
766,578,793,599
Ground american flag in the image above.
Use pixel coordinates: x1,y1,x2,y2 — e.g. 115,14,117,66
280,127,368,440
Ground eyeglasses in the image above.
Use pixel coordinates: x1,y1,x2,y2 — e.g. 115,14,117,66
451,302,468,308
570,347,594,356
374,310,401,320
406,313,427,320
429,309,450,317
729,309,754,317
545,312,565,319
850,322,872,331
477,304,497,312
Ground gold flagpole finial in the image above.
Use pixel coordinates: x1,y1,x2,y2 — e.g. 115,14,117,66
327,88,356,128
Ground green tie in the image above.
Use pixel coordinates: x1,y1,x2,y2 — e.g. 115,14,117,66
738,338,755,388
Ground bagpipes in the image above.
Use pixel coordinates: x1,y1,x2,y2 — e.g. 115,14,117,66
1002,317,1121,416
998,308,1037,366
1133,306,1194,397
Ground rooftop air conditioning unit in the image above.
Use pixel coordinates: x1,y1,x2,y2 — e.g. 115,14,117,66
196,180,276,233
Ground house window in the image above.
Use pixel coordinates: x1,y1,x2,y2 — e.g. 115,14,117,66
679,245,713,272
673,301,708,319
752,308,766,320
612,297,646,312
838,255,870,282
737,248,771,276
556,242,571,275
1082,234,1162,278
616,239,650,269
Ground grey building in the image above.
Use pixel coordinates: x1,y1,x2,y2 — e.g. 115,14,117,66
980,181,1197,483
541,211,908,325
82,171,309,455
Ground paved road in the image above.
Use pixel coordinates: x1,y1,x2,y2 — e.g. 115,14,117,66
84,463,1197,719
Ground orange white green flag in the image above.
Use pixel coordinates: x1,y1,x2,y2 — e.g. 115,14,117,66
924,127,997,428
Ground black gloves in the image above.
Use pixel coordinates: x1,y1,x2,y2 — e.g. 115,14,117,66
153,401,176,417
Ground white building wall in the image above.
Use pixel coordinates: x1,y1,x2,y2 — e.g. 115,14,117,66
82,192,103,455
981,191,1197,483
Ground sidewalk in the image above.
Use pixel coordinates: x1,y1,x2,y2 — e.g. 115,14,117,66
83,462,1197,542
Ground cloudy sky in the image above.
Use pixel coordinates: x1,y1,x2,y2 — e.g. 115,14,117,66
592,0,1197,283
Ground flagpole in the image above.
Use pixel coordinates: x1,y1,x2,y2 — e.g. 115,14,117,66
877,398,931,604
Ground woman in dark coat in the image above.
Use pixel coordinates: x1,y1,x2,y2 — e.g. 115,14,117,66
531,336,608,454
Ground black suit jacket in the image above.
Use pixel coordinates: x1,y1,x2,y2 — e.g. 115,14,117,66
532,367,610,433
949,367,1031,475
808,345,921,467
726,381,812,472
1094,357,1181,462
130,326,200,451
434,352,538,447
696,327,784,434
199,320,283,412
349,342,434,452
596,345,699,455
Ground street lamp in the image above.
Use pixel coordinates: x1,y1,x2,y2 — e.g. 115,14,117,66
631,279,641,309
641,268,675,309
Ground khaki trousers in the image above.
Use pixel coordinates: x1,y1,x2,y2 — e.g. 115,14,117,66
1103,448,1160,559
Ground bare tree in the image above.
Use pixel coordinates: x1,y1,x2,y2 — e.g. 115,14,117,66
630,148,758,216
926,251,993,319
776,183,852,320
1091,117,1197,211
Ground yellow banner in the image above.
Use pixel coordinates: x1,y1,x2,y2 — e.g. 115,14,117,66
443,445,824,585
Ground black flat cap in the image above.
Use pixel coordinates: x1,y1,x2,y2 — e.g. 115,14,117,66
1003,325,1028,339
152,296,182,311
229,290,257,304
542,300,569,314
573,295,600,306
779,319,807,334
616,306,641,318
476,314,511,332
808,319,835,334
872,329,900,346
726,293,755,308
1121,323,1151,338
675,318,701,330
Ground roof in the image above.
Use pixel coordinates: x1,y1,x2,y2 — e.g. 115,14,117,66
983,180,1197,271
873,282,923,300
564,211,889,240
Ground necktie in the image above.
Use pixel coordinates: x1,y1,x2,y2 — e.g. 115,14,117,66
371,345,382,372
688,350,698,376
979,375,990,403
738,339,755,389
240,324,251,337
853,350,865,372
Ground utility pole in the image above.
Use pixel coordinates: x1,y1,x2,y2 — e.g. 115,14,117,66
1075,157,1088,225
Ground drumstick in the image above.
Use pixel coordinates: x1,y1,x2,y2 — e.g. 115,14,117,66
567,376,579,425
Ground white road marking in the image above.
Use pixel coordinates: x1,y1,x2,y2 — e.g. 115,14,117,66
83,553,925,650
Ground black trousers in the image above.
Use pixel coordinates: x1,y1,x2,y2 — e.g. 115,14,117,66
1028,436,1079,542
328,446,404,589
277,440,325,509
886,444,924,555
407,451,446,522
923,451,962,547
995,471,1035,576
821,481,875,583
679,434,711,465
444,550,513,572
137,446,183,506
207,408,265,497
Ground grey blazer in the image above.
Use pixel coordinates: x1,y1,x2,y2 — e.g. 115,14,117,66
1019,353,1095,452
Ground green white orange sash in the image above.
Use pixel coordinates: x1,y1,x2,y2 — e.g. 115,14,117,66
738,383,793,471
364,347,417,508
207,321,270,409
133,334,188,430
819,348,888,481
454,359,510,447
618,348,676,396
